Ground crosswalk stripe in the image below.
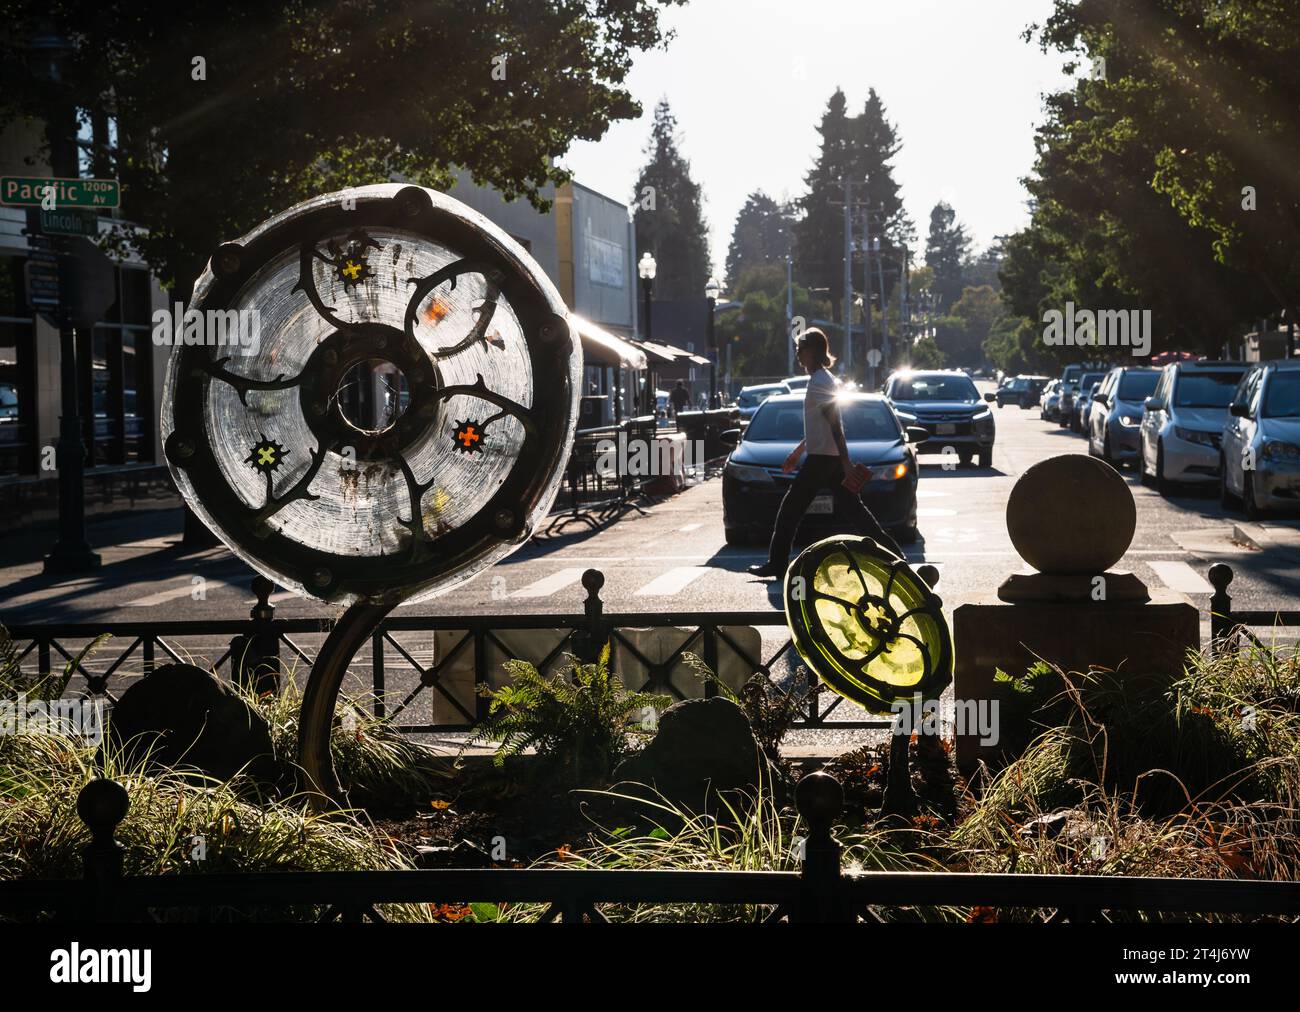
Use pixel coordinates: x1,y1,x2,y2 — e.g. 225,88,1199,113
634,566,708,597
678,523,703,532
1147,560,1215,595
509,567,586,599
130,579,228,607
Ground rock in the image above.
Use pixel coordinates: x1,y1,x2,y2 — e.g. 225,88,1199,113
612,697,778,815
107,663,275,782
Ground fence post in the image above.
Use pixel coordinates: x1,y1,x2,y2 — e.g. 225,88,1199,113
794,771,851,922
578,569,607,664
1208,563,1234,657
77,778,129,922
233,575,280,695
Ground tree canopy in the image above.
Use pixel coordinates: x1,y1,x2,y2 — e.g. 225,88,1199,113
632,98,712,300
1,0,683,291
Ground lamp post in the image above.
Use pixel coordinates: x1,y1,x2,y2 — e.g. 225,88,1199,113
31,28,100,573
705,276,720,408
638,252,656,415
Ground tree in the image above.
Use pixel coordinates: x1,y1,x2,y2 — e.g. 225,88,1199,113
1000,0,1290,363
632,99,711,301
934,285,1003,367
924,203,971,314
725,191,792,289
794,89,857,323
715,263,816,379
0,0,683,293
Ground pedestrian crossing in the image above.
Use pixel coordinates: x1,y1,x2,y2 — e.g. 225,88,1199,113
116,555,1226,608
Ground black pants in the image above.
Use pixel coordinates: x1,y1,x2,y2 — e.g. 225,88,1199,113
765,454,905,569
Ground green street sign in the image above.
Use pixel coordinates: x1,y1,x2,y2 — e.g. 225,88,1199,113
1,175,120,209
39,208,101,237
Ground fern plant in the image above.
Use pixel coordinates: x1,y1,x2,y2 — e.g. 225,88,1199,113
466,645,670,787
0,626,108,702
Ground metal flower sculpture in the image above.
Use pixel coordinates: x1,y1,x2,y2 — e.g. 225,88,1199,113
160,185,580,802
783,537,952,714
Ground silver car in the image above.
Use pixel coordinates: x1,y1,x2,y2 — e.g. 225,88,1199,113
1220,360,1300,518
737,382,791,422
1140,360,1249,494
1088,366,1160,467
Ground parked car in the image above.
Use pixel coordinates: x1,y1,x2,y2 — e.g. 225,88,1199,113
1140,360,1249,494
1040,380,1061,421
782,375,811,392
995,375,1049,409
737,382,791,422
1087,366,1160,467
1065,372,1107,432
884,370,996,468
721,393,922,546
1220,360,1300,518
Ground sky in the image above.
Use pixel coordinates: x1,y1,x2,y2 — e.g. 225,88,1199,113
560,0,1076,283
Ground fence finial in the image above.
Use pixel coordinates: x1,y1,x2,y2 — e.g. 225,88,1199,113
78,778,129,881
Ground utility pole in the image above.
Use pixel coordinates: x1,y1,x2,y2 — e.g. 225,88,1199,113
786,252,794,375
842,178,854,378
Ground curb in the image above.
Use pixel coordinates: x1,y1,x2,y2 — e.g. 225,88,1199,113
1232,522,1300,564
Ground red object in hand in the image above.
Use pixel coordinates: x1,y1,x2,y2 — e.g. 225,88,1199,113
842,463,870,494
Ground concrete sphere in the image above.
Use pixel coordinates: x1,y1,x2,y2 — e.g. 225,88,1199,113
1006,455,1135,574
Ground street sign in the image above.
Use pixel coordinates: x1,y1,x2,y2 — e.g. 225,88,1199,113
39,208,101,237
1,175,120,209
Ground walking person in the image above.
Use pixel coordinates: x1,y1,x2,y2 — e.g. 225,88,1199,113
747,329,905,578
669,379,691,418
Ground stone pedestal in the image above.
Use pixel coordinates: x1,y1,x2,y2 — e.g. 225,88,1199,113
952,591,1199,772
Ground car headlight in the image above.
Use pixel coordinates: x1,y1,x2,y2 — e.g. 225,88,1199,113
725,461,774,483
972,407,992,421
1261,440,1300,462
1118,414,1140,427
894,409,918,424
870,461,909,481
1173,426,1216,447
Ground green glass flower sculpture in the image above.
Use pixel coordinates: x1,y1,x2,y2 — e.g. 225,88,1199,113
784,537,952,713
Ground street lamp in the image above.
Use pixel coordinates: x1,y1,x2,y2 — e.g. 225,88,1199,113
705,276,720,408
638,252,656,415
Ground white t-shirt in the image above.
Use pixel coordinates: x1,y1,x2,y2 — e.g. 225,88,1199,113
803,368,840,456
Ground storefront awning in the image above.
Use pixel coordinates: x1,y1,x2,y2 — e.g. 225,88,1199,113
570,315,647,370
637,340,711,367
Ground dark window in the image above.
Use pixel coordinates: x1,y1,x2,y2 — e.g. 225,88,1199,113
1174,371,1245,408
80,266,154,466
0,255,35,475
1117,371,1159,401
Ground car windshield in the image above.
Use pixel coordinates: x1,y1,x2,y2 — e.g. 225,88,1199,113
890,375,980,402
1117,372,1159,400
746,399,901,442
1263,372,1300,418
1175,371,1246,408
1079,373,1104,389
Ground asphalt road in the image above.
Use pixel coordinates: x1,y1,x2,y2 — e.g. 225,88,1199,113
3,390,1297,626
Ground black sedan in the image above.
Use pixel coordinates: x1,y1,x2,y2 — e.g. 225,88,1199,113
721,393,922,547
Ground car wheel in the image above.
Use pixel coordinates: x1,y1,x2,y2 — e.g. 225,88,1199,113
725,527,752,547
1155,442,1174,497
1219,456,1241,509
978,449,992,468
1244,473,1269,520
1102,433,1114,465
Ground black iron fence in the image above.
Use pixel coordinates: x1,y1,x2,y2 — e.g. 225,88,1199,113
1208,562,1300,654
3,562,1296,738
2,772,1296,923
3,569,889,733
